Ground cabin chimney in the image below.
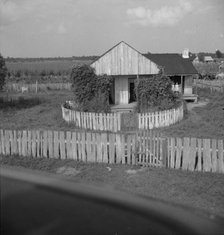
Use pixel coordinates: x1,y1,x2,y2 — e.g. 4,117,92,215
182,48,189,58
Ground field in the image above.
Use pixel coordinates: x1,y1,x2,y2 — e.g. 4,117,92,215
1,88,224,218
5,59,93,83
6,59,92,75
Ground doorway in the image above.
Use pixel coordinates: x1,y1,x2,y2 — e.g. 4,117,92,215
129,82,136,103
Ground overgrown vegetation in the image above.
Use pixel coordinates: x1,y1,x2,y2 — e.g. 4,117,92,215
0,96,42,110
70,64,112,112
135,75,179,112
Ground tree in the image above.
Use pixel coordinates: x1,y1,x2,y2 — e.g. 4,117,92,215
197,52,204,62
0,53,7,91
215,50,222,58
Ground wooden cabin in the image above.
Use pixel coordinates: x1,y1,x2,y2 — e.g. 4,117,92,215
91,41,198,107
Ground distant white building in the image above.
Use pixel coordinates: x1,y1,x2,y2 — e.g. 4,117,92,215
204,56,214,63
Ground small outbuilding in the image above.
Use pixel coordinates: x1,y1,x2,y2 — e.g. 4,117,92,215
91,41,198,106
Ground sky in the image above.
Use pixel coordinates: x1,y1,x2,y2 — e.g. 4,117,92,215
0,0,224,57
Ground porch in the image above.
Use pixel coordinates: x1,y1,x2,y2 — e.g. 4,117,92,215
111,102,137,113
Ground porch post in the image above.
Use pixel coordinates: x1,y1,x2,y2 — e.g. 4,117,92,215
136,74,139,103
181,75,183,94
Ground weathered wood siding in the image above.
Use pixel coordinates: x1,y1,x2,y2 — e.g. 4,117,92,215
91,42,160,75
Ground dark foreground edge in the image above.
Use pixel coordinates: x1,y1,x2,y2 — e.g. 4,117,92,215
1,166,223,235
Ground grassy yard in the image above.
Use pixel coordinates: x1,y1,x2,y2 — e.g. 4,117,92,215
0,88,223,138
162,88,224,139
1,155,224,218
0,90,76,131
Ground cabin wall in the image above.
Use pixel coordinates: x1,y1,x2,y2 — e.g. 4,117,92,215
91,42,159,76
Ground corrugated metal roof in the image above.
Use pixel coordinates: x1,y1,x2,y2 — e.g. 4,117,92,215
143,53,198,75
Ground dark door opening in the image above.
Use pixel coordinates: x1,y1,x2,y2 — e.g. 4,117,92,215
129,82,136,103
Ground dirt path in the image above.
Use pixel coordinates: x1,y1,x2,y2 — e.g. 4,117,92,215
186,99,208,111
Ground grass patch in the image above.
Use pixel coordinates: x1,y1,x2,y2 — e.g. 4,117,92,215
0,96,42,110
1,155,224,218
162,88,224,138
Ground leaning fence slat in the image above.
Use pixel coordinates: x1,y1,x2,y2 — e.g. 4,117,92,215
189,138,196,171
53,131,59,159
8,130,13,156
218,140,224,173
59,131,66,160
48,131,53,158
102,133,108,163
43,131,48,158
170,138,175,168
211,139,217,172
86,132,91,162
175,138,182,169
4,131,10,155
71,132,77,160
115,134,121,164
182,137,190,170
12,130,17,155
76,132,81,161
96,133,102,163
203,139,211,172
27,130,32,156
197,139,202,171
81,132,86,162
0,130,3,155
127,135,132,165
31,131,36,157
91,132,97,162
66,131,72,159
22,130,27,157
121,134,126,164
109,134,115,164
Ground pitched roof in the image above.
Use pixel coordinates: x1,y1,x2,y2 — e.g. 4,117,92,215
143,53,198,75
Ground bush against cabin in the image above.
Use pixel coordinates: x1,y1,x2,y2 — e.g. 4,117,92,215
70,64,112,112
135,75,178,112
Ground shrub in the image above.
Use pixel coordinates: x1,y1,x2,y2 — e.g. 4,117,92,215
135,75,178,112
70,65,112,112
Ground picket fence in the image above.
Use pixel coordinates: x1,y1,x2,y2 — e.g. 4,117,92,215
62,106,121,132
6,82,71,92
0,129,223,173
194,80,224,93
167,137,224,173
0,129,138,165
62,103,184,131
138,105,184,129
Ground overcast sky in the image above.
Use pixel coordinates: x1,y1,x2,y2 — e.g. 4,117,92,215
0,0,223,57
